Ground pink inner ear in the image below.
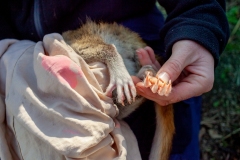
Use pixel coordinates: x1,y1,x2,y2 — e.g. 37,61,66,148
41,55,83,89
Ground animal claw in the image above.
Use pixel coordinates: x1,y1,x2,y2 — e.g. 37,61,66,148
151,82,159,93
144,72,172,96
144,72,152,87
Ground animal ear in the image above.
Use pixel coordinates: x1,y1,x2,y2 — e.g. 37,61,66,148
110,44,116,48
109,44,118,52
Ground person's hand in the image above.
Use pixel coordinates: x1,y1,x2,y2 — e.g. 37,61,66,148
133,40,214,106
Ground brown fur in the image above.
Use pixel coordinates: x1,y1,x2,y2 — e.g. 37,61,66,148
62,20,175,160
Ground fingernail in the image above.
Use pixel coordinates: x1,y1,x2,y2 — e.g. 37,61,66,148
136,50,142,59
157,72,170,83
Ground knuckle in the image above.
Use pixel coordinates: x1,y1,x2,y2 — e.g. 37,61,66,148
203,75,214,93
205,80,214,92
173,96,184,103
167,59,183,75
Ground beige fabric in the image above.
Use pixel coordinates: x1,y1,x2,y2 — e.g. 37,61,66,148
0,33,141,160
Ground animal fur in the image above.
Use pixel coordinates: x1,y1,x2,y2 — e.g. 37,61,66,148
62,20,175,160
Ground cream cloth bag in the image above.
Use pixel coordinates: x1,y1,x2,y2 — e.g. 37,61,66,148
0,33,141,160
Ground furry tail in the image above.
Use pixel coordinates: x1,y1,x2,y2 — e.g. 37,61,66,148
149,104,175,160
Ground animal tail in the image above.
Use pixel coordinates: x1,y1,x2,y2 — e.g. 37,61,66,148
149,104,175,160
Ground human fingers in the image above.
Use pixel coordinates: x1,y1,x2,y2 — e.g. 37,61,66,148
136,61,214,106
136,40,215,105
168,50,215,103
143,46,161,69
156,41,199,83
136,46,161,71
131,76,141,85
136,81,171,106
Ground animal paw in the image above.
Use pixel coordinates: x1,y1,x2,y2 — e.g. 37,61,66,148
105,73,136,106
143,71,172,96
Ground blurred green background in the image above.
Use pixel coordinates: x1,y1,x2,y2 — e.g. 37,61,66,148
200,0,240,159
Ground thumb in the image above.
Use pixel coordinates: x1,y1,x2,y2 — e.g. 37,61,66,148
156,40,195,82
156,55,186,83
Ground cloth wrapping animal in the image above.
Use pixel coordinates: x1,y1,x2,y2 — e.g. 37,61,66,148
0,33,143,160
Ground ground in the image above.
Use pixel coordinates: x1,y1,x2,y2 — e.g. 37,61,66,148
200,1,240,159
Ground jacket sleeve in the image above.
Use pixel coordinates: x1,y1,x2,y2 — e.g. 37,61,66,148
158,0,230,66
0,1,18,40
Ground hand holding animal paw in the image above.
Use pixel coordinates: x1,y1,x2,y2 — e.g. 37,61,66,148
134,40,215,106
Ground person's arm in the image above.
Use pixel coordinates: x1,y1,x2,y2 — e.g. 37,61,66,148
134,0,230,106
158,0,229,65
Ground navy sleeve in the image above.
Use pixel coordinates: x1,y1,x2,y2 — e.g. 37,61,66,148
0,2,18,40
158,0,230,66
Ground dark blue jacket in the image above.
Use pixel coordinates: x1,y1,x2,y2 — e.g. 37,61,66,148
0,0,229,159
0,0,229,64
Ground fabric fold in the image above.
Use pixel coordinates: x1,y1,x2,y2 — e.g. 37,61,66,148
0,34,141,160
